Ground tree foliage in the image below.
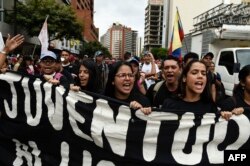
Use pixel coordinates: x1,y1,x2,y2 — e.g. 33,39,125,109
151,47,168,59
81,41,111,58
6,0,83,40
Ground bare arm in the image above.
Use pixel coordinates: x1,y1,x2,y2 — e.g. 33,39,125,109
0,34,24,68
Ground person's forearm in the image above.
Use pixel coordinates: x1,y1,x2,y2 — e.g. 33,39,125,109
0,49,8,68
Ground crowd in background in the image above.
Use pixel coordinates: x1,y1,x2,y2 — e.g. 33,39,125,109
1,34,249,121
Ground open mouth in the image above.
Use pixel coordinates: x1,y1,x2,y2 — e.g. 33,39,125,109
194,81,204,89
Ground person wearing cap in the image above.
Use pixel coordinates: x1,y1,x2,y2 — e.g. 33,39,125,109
128,56,147,95
40,50,69,89
202,52,216,103
0,34,24,69
94,50,109,92
141,52,160,89
202,52,214,67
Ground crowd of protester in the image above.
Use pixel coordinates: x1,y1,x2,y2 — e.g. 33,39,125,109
1,34,249,121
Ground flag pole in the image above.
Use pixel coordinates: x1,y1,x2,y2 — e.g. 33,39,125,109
176,7,189,53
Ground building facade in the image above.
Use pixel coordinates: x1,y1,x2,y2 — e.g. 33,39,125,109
144,0,164,51
0,0,98,55
162,0,246,49
70,0,98,42
100,23,138,59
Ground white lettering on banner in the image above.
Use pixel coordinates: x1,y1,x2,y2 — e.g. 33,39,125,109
28,141,42,166
22,77,42,126
12,139,41,166
68,91,94,104
172,113,201,165
0,73,22,118
174,113,214,164
225,115,250,149
82,150,92,166
207,114,250,164
66,92,93,142
207,117,228,163
91,99,130,156
97,161,115,166
136,111,178,162
60,142,69,166
48,86,65,130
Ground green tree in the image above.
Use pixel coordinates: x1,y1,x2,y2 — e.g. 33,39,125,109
6,0,83,40
151,47,168,59
81,41,111,58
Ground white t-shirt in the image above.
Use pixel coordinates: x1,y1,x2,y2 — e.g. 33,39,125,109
141,63,160,89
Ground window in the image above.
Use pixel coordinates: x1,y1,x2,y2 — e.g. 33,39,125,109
218,51,234,75
236,49,250,70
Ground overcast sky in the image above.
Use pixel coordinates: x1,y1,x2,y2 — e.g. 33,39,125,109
94,0,147,38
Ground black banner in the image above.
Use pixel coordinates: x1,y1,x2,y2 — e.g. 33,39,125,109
0,72,249,165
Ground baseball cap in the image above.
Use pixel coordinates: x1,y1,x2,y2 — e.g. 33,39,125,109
94,50,104,57
203,52,214,59
40,50,57,60
127,56,139,66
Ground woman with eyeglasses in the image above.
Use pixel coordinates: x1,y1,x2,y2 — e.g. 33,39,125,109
104,61,151,114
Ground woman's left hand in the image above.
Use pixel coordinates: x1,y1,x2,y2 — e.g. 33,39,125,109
232,107,244,115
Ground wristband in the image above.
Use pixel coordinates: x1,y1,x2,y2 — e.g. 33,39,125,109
0,50,7,55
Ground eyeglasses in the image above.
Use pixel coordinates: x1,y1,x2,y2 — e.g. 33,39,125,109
115,73,135,79
41,59,56,64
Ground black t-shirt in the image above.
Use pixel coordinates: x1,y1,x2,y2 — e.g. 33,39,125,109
112,92,151,108
146,81,178,108
63,63,76,75
61,69,74,84
220,93,250,116
162,98,218,113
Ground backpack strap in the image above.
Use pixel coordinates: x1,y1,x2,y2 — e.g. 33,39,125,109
153,80,164,100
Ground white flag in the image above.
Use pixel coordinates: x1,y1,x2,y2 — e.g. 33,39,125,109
38,16,49,52
0,32,5,51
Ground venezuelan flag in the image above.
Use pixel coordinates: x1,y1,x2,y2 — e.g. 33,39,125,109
168,10,184,59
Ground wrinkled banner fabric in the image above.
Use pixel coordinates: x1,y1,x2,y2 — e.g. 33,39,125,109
0,72,249,165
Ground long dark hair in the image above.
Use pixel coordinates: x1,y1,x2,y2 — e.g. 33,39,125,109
178,59,213,102
233,64,250,96
104,61,133,97
76,59,101,93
